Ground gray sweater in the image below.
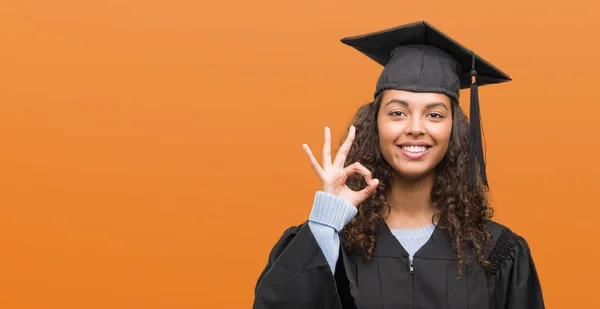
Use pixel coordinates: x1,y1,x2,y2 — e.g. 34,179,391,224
307,191,436,274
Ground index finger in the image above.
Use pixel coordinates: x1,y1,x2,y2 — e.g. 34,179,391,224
303,143,325,179
322,126,332,170
333,125,355,168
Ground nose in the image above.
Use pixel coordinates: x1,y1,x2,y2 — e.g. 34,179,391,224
405,117,426,136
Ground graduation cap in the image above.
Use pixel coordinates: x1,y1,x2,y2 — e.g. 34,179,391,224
340,20,511,189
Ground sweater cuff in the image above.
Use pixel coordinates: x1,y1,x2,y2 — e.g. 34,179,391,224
308,191,357,232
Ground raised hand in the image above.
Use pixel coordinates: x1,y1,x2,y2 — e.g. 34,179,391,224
302,125,379,207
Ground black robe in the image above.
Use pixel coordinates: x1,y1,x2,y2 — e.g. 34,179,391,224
252,220,544,309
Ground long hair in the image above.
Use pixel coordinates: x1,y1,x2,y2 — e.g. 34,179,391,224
339,92,494,271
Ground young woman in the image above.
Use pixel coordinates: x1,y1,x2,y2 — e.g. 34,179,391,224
252,21,545,309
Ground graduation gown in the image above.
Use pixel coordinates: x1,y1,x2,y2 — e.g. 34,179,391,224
253,220,544,309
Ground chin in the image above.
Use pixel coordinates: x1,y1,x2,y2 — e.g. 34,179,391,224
394,168,434,180
390,162,436,181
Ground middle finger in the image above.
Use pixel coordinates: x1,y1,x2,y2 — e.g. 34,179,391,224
333,125,356,168
322,126,332,170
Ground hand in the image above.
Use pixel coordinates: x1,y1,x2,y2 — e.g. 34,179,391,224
302,125,379,207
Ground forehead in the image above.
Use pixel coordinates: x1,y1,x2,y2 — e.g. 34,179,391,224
379,89,452,108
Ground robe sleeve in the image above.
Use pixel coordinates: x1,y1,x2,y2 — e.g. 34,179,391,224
489,228,545,309
252,222,351,309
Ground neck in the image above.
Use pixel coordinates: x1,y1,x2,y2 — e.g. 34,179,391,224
384,173,438,229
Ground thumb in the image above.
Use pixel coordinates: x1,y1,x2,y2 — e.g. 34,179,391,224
356,178,379,204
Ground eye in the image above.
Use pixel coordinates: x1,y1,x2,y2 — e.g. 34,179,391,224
389,111,406,117
427,112,444,119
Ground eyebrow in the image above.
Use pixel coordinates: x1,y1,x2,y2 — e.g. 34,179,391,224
384,99,449,110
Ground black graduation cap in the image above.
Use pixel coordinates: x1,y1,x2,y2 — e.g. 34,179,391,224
340,20,511,188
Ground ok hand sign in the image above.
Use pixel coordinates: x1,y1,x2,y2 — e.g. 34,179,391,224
302,126,379,207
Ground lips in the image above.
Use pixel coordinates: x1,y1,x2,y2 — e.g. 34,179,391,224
396,144,432,160
400,145,429,153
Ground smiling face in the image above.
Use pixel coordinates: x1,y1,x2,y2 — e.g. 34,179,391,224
377,89,454,181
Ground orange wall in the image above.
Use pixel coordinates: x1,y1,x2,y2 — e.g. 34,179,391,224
1,0,599,308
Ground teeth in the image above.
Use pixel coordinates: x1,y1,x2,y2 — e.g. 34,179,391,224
402,146,428,153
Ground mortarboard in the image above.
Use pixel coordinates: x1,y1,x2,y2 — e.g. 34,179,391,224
340,20,511,189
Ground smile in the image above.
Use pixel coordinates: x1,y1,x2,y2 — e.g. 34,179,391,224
401,145,429,153
396,145,432,160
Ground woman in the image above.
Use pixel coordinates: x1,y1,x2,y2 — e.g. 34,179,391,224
253,21,545,309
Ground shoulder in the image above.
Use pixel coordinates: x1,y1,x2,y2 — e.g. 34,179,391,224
486,219,530,249
486,219,526,241
485,220,532,274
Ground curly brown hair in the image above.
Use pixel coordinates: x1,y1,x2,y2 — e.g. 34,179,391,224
339,91,494,272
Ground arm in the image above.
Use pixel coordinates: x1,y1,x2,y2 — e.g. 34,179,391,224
308,191,358,274
252,192,357,309
252,125,377,309
252,223,341,309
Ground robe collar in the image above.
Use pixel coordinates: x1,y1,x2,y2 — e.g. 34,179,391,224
371,221,458,260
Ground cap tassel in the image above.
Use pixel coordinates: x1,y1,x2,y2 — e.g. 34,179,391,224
469,52,488,188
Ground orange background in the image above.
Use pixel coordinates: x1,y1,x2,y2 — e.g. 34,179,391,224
1,0,598,308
